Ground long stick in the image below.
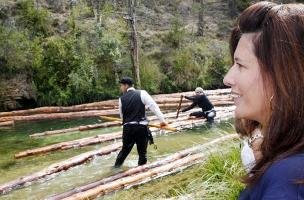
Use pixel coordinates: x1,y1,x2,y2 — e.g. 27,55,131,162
100,116,177,131
176,95,184,118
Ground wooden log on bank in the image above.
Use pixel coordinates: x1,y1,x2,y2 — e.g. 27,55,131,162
49,134,238,200
0,143,122,195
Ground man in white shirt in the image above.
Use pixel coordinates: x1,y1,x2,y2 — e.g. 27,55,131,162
114,77,167,167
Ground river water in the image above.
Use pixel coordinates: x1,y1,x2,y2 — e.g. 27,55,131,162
0,118,235,199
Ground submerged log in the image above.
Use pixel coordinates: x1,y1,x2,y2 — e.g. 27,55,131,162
48,134,238,200
0,143,122,195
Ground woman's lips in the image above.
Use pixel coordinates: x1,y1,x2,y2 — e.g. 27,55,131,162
231,92,241,105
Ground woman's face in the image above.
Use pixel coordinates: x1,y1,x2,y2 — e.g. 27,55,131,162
223,33,271,125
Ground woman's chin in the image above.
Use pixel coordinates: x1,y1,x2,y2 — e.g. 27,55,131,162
234,108,247,119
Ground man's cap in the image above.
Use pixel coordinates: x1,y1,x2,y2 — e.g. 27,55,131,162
119,77,134,85
195,87,204,93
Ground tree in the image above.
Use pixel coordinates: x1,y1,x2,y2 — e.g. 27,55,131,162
197,0,204,36
127,0,141,88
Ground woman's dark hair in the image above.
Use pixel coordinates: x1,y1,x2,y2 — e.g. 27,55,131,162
231,1,304,185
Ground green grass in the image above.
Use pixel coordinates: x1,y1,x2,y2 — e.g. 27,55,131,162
104,145,245,200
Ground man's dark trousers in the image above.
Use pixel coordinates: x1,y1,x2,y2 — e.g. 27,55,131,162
114,124,149,167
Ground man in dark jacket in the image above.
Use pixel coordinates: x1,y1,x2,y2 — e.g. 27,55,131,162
114,77,167,168
181,87,216,122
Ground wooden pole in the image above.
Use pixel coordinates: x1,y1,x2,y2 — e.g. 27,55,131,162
176,95,184,118
100,116,177,131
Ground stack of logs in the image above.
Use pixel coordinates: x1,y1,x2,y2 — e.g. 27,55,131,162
0,89,232,126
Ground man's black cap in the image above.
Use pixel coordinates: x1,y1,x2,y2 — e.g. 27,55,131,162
119,77,134,85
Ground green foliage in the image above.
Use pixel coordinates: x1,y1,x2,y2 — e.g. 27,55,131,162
0,27,40,74
139,56,164,94
163,18,186,48
203,55,229,89
0,0,231,109
157,38,230,93
164,49,202,91
235,0,251,11
16,0,52,37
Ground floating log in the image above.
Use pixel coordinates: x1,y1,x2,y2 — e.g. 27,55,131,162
0,100,119,117
30,122,121,138
0,143,122,195
0,120,14,127
0,110,119,122
15,132,123,159
48,134,238,200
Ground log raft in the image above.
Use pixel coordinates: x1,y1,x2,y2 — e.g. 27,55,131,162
0,134,237,196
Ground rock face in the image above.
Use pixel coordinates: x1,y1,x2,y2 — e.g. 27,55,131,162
0,74,36,111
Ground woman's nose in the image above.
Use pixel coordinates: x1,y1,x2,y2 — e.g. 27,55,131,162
223,67,235,87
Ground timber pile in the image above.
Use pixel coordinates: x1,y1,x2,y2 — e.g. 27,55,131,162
0,89,232,123
15,106,235,159
0,134,238,195
47,134,238,200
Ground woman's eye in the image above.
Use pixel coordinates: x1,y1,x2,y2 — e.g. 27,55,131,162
236,63,245,69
